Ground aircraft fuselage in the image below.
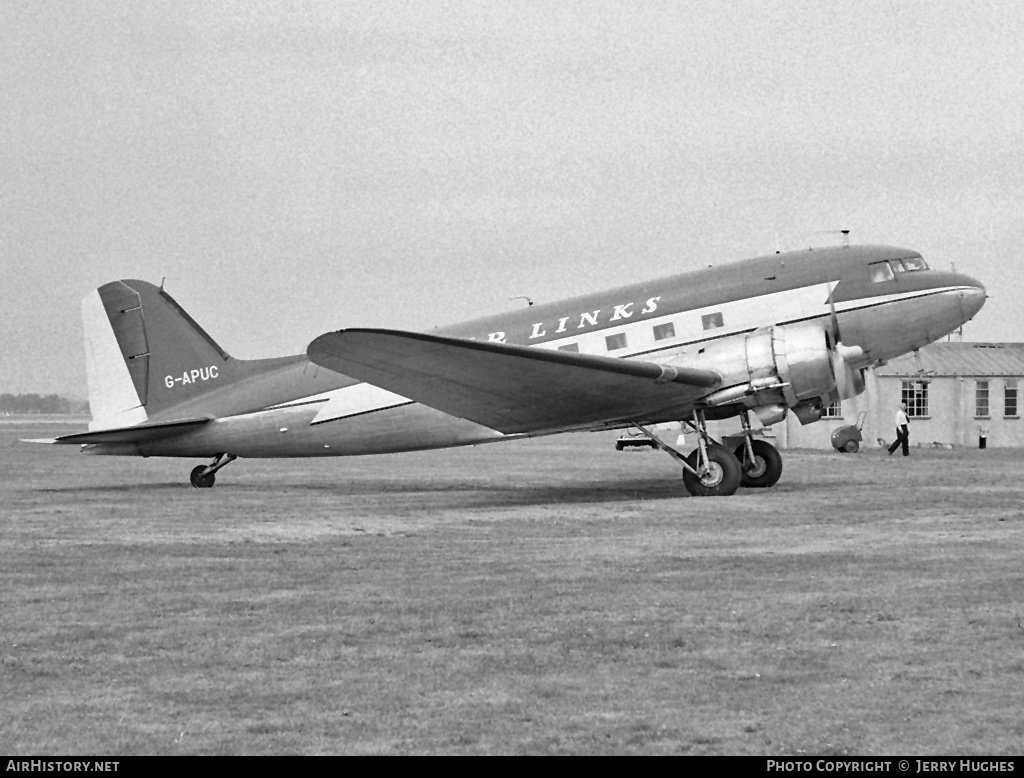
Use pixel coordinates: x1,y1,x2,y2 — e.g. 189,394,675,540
84,244,985,459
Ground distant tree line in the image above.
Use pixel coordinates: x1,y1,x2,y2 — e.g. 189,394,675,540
0,393,89,414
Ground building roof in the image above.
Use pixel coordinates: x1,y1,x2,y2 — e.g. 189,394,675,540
876,342,1024,378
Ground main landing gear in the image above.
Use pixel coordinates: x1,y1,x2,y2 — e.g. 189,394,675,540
733,409,783,489
635,410,782,497
190,453,236,488
682,441,742,497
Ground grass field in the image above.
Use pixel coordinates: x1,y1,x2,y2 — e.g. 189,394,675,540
2,420,1023,755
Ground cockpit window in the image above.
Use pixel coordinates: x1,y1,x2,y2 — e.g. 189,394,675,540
870,256,929,281
869,261,894,283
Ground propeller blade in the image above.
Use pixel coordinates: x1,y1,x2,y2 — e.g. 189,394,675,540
832,342,866,399
827,282,841,344
825,283,866,399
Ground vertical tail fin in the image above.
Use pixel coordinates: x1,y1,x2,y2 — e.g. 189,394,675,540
82,280,235,431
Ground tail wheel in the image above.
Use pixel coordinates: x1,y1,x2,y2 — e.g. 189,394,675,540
732,439,783,489
683,444,742,497
190,465,215,489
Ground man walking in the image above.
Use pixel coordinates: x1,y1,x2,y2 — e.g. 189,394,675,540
888,402,910,456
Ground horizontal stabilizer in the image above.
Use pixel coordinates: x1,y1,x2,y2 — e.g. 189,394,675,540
307,329,721,434
51,417,212,445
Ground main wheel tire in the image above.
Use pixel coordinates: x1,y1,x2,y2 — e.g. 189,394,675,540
842,439,860,454
732,439,783,489
190,465,215,489
682,444,742,497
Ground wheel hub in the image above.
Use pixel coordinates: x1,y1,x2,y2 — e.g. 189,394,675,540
744,456,767,478
699,461,725,487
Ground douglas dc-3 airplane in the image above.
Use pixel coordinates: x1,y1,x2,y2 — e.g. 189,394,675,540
43,244,985,496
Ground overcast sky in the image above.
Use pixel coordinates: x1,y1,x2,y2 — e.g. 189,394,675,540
2,0,1022,396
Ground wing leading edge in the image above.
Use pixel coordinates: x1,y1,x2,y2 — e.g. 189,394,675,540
307,329,721,434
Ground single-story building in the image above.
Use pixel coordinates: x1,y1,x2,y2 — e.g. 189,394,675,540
777,341,1024,449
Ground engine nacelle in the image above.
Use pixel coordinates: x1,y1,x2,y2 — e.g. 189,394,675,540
669,323,864,415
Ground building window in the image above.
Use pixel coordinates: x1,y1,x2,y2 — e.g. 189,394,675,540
1005,380,1018,417
652,322,675,341
605,333,627,351
558,343,579,353
976,380,990,418
901,380,929,418
701,312,724,330
823,401,843,418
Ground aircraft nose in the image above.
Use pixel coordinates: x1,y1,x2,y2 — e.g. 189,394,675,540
957,276,987,322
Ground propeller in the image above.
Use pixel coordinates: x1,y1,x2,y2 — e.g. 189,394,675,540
826,282,865,400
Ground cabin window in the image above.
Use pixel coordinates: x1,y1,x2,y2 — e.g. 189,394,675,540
901,256,928,271
1005,380,1018,417
652,322,675,341
558,343,579,353
901,380,929,418
823,401,843,418
975,380,990,418
605,333,627,351
869,262,894,283
701,312,724,330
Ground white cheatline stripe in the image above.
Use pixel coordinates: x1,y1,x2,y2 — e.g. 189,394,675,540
310,384,412,425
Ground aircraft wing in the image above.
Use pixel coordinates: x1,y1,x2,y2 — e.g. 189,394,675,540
307,329,721,434
47,417,211,445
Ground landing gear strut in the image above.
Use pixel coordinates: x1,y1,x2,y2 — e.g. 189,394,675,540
190,453,236,488
635,410,742,497
734,411,783,488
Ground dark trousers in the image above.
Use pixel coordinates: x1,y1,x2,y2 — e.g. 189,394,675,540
888,425,909,456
